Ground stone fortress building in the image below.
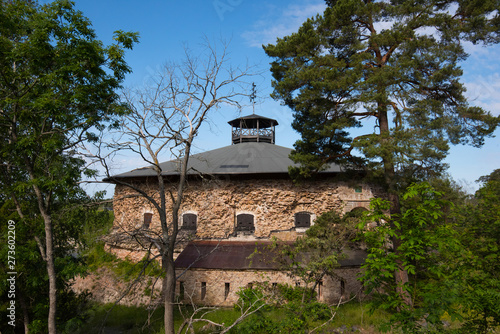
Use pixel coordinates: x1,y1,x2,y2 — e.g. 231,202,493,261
107,114,378,306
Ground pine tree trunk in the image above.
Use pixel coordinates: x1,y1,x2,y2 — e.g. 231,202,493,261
378,104,412,307
387,193,412,306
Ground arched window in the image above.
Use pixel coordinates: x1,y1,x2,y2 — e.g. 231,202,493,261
235,213,255,233
344,207,368,223
348,207,368,216
295,212,311,228
182,213,197,231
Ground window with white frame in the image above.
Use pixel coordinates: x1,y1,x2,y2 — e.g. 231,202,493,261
235,213,255,233
295,211,311,228
182,213,197,231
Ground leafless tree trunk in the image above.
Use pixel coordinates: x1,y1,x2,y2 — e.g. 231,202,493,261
94,40,253,334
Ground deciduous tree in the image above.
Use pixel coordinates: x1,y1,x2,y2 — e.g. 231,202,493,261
266,210,359,303
0,1,137,332
0,193,113,333
359,183,461,332
455,170,500,333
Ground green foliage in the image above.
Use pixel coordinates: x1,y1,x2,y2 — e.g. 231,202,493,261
353,175,500,333
331,301,391,329
0,1,138,330
70,300,392,334
85,243,163,281
266,209,358,297
0,0,139,206
234,286,270,313
231,284,335,334
230,313,280,334
0,196,109,333
76,303,166,334
359,182,462,332
277,283,314,303
303,301,332,321
453,169,500,333
264,0,500,188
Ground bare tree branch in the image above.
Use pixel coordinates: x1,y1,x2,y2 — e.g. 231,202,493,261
86,39,255,334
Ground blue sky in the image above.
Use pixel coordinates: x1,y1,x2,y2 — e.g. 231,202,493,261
69,0,500,195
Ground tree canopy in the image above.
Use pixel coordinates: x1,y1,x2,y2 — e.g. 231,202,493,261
264,0,500,190
359,183,462,332
0,0,138,332
455,169,500,332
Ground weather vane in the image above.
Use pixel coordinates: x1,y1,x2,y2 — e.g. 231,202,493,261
250,82,256,114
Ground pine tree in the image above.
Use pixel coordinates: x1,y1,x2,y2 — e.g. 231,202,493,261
264,0,500,306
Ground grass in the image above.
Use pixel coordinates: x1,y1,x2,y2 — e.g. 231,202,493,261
75,301,393,334
76,300,500,334
76,303,242,334
331,301,391,329
77,303,164,333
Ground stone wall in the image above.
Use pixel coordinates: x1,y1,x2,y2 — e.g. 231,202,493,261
106,177,375,307
71,267,163,307
111,178,378,243
174,267,364,306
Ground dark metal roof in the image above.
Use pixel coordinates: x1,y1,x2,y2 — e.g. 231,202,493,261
174,240,366,270
227,114,279,128
109,142,342,179
175,241,281,270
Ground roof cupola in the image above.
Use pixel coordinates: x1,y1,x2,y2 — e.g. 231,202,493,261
228,114,278,145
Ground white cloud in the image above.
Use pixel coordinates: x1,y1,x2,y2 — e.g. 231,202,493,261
242,1,326,47
463,68,500,116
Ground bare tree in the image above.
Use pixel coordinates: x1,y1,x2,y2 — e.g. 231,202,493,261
95,40,253,334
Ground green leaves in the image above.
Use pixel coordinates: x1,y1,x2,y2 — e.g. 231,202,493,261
265,209,359,305
453,169,500,332
0,1,137,331
0,0,139,202
359,182,462,332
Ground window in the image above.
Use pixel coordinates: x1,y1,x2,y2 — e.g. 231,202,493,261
179,281,185,300
317,281,323,300
224,283,230,300
340,279,345,296
345,207,368,223
295,212,311,228
247,282,253,290
201,282,207,300
143,213,153,229
235,213,255,233
182,213,197,231
355,186,363,193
